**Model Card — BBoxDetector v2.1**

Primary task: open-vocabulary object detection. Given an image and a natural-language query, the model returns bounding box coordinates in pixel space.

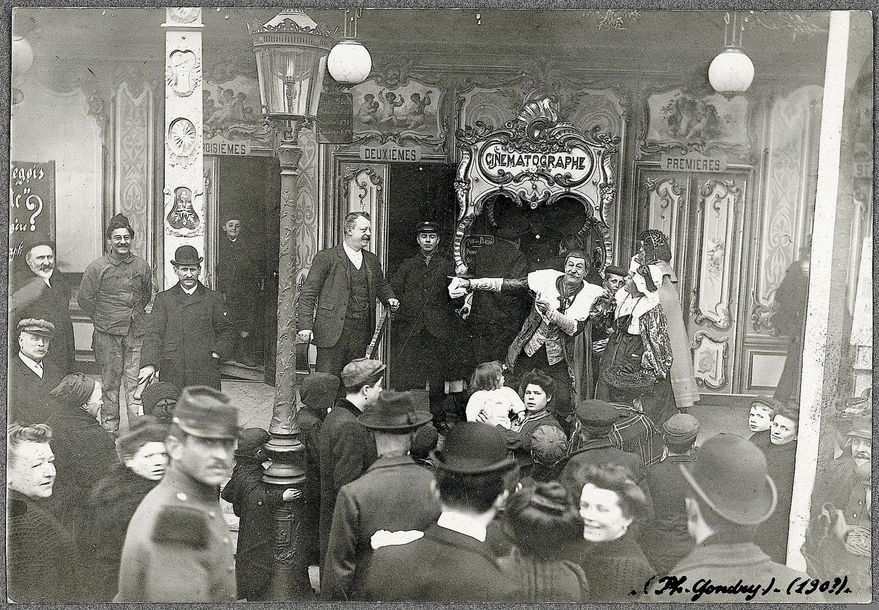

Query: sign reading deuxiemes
[359,144,421,162]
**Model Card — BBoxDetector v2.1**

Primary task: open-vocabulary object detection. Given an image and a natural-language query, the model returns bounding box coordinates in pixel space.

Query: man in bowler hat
[361,422,517,602]
[642,434,821,602]
[139,245,235,390]
[116,386,239,602]
[8,318,64,424]
[322,390,440,600]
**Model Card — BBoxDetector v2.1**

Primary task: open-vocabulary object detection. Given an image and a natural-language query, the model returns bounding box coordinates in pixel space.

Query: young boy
[747,396,781,451]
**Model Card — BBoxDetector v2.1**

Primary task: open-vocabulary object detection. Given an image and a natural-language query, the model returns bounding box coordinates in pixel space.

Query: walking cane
[365,304,389,360]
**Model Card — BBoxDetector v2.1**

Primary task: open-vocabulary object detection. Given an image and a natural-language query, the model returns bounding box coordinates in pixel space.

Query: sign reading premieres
[479,143,593,184]
[660,151,727,173]
[9,161,56,262]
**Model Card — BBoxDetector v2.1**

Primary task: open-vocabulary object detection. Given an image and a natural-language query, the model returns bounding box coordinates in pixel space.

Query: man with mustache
[10,237,75,373]
[79,213,154,433]
[8,319,65,424]
[297,212,399,378]
[116,386,239,602]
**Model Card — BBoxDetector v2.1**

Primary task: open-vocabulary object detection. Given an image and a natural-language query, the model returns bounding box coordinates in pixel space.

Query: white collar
[18,352,43,377]
[343,241,364,268]
[182,284,198,295]
[436,510,488,543]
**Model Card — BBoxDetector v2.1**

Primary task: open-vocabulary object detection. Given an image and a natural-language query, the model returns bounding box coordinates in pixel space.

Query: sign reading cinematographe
[359,144,421,162]
[478,142,593,184]
[660,151,727,173]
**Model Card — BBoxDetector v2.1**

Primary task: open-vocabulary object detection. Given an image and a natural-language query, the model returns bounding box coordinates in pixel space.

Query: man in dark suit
[10,238,76,374]
[361,422,517,602]
[641,434,821,603]
[296,212,398,378]
[322,390,440,600]
[217,217,264,366]
[138,246,235,390]
[8,319,65,424]
[318,359,384,568]
[390,221,456,429]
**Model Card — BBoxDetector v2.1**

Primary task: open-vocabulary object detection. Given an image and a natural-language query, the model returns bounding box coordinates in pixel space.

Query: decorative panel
[748,351,787,391]
[113,82,155,264]
[692,330,729,390]
[457,86,519,131]
[291,129,320,285]
[644,176,686,253]
[642,89,751,154]
[692,179,741,330]
[338,162,389,265]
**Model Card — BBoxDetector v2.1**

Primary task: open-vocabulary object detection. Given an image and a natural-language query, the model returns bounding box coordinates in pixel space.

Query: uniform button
[257,501,263,506]
[176,492,188,501]
[208,511,217,518]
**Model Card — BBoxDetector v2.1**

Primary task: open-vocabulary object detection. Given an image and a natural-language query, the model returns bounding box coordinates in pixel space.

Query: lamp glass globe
[328,40,372,85]
[708,48,755,93]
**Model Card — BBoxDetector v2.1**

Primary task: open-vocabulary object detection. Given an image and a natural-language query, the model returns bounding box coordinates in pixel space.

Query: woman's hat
[431,422,516,474]
[358,390,433,432]
[50,373,96,406]
[679,433,777,525]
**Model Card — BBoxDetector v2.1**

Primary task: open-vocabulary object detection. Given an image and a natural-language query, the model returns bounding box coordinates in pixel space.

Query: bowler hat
[415,221,439,235]
[17,318,55,338]
[359,390,433,432]
[575,399,619,430]
[663,413,700,444]
[235,428,270,457]
[171,245,204,266]
[431,422,516,474]
[172,386,238,440]
[847,415,871,440]
[679,433,777,526]
[341,358,386,390]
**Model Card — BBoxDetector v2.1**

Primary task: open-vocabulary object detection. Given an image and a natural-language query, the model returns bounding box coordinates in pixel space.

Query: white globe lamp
[708,48,755,94]
[328,39,372,85]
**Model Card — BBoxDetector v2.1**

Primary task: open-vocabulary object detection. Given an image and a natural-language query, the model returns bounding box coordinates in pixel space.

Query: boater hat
[679,433,777,526]
[431,422,516,474]
[172,386,238,440]
[358,390,432,432]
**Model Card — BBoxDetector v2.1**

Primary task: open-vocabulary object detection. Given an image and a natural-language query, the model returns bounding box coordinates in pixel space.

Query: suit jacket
[10,271,76,373]
[140,282,235,390]
[7,354,65,424]
[318,400,377,566]
[362,523,516,602]
[322,454,441,600]
[641,538,823,602]
[389,252,455,339]
[296,244,395,348]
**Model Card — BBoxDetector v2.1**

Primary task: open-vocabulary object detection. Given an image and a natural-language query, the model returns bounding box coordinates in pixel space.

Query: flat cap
[663,413,700,443]
[415,221,440,234]
[172,386,238,440]
[235,428,270,457]
[117,416,169,459]
[341,358,386,390]
[575,399,619,429]
[750,396,784,413]
[17,318,55,338]
[530,425,568,466]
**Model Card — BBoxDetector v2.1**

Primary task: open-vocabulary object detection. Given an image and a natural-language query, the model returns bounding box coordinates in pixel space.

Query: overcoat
[141,282,235,390]
[115,467,237,602]
[322,454,441,600]
[640,453,696,574]
[7,354,65,424]
[389,252,456,340]
[361,523,516,602]
[296,244,395,348]
[560,438,645,483]
[10,271,76,373]
[318,400,377,566]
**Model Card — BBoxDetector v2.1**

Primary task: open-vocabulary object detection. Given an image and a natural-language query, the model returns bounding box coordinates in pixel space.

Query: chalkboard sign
[317,91,354,144]
[9,161,55,262]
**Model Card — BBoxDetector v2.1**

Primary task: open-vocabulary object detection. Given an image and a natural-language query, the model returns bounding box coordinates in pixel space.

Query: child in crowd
[747,396,780,451]
[466,361,525,429]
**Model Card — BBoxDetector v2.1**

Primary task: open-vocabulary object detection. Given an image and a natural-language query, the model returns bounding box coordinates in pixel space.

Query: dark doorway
[215,155,281,384]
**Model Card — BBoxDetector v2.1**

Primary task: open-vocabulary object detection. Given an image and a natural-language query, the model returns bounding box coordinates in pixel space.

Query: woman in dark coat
[80,416,169,601]
[498,481,589,601]
[45,373,120,528]
[756,404,800,563]
[561,462,653,602]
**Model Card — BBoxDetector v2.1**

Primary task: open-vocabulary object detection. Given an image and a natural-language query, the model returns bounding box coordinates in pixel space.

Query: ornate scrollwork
[691,331,729,390]
[750,291,779,334]
[246,17,335,37]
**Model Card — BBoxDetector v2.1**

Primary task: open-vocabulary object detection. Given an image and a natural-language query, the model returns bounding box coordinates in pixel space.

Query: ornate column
[161,8,204,287]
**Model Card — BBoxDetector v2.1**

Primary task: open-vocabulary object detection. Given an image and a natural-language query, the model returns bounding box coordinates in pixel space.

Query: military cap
[431,422,516,474]
[117,416,169,459]
[171,245,203,266]
[235,427,270,457]
[575,399,619,429]
[172,386,238,439]
[17,318,55,338]
[359,390,432,432]
[415,221,440,235]
[847,414,870,440]
[680,433,777,526]
[341,358,386,390]
[530,425,568,466]
[663,413,700,444]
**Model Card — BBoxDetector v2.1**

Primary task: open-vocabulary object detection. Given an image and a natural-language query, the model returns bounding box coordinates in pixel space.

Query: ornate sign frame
[452,97,620,274]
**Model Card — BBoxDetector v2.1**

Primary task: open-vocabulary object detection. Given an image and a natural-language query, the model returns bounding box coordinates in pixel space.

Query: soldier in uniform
[115,386,238,602]
[390,221,456,431]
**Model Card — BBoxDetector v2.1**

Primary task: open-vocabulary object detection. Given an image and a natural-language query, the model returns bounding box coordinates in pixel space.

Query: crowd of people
[6,211,870,602]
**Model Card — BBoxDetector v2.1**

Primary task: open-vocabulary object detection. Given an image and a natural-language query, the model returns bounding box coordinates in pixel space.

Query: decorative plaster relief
[167,117,199,167]
[166,49,202,97]
[691,330,729,389]
[164,186,203,236]
[167,8,200,24]
[643,176,685,244]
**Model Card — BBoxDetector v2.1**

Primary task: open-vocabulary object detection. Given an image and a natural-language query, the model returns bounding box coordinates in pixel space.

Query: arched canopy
[452,97,620,275]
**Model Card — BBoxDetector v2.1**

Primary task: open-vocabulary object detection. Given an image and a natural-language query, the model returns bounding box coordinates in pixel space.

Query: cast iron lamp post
[250,8,372,598]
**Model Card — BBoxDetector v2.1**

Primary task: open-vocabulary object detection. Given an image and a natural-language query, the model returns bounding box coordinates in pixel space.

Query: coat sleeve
[211,294,236,359]
[140,294,166,369]
[331,423,368,493]
[374,258,396,304]
[321,488,360,600]
[77,263,99,318]
[114,534,148,601]
[296,252,331,332]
